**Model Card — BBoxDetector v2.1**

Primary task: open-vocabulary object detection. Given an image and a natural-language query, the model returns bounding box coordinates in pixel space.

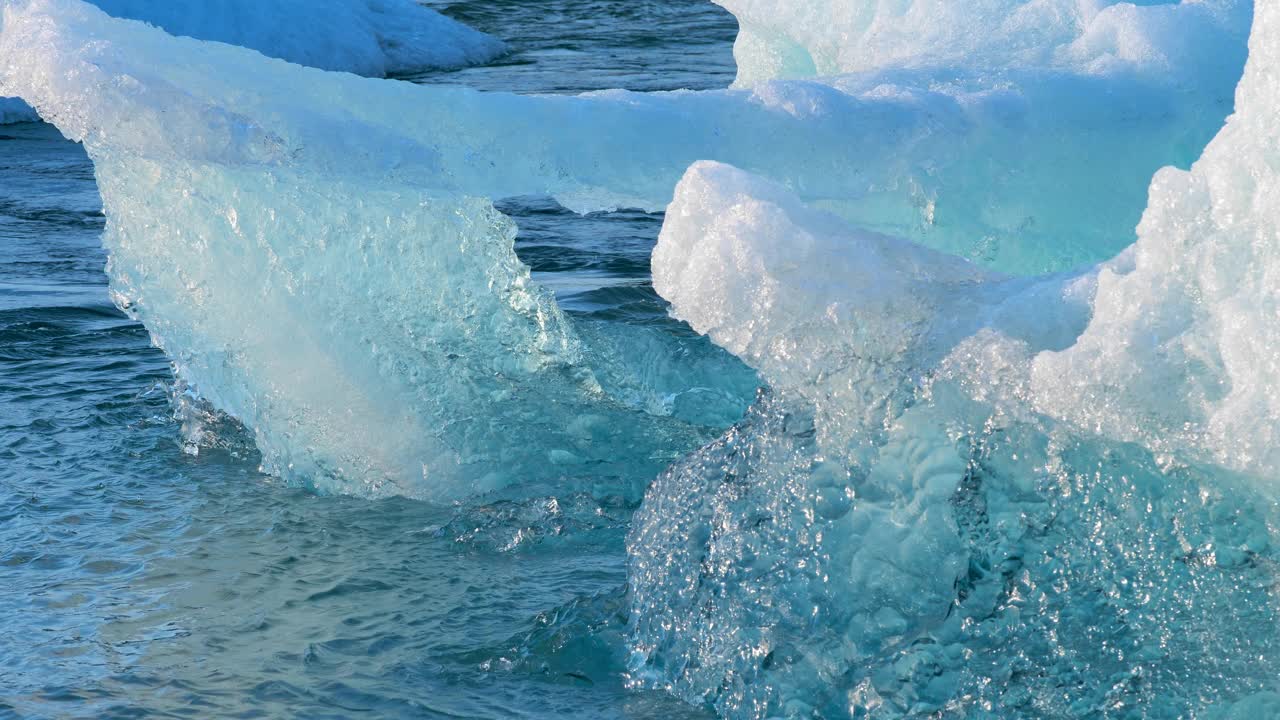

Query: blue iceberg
[1,0,1277,716]
[629,1,1280,716]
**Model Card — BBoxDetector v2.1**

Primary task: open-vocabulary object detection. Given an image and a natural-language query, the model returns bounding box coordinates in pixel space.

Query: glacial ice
[0,0,769,498]
[629,1,1280,717]
[0,0,505,125]
[81,0,506,76]
[714,0,1251,86]
[0,94,36,122]
[1,0,1277,714]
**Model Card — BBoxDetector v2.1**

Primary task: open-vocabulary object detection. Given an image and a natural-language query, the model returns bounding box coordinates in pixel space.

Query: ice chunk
[82,0,505,76]
[629,383,1280,717]
[0,0,744,498]
[0,1,1244,274]
[1030,0,1280,476]
[715,0,1251,86]
[0,95,36,122]
[632,5,1280,714]
[652,160,1093,458]
[0,0,505,124]
[673,0,1275,474]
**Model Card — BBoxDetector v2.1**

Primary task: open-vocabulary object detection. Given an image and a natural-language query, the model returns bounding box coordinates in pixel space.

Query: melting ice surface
[1,0,1279,717]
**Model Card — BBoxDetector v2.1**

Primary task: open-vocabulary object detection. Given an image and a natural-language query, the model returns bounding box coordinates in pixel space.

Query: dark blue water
[0,3,745,717]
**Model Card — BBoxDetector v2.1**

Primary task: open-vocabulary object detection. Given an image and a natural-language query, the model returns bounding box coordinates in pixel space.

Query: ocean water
[0,2,744,717]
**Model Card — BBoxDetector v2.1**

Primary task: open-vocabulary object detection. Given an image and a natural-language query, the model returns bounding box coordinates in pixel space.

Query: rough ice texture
[653,161,1096,461]
[715,0,1250,86]
[1029,0,1280,477]
[0,0,505,124]
[0,0,749,498]
[630,2,1280,718]
[0,0,1245,493]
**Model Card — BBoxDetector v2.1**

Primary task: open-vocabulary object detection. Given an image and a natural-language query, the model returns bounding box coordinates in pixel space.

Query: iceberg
[0,0,1249,500]
[0,0,505,125]
[80,0,506,76]
[0,0,1276,715]
[715,0,1249,86]
[0,0,773,498]
[0,94,37,122]
[629,1,1280,717]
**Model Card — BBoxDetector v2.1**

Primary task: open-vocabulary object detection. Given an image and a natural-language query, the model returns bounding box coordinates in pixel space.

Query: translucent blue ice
[630,1,1280,716]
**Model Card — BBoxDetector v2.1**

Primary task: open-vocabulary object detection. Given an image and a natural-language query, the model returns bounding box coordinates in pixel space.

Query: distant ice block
[0,95,37,122]
[714,0,1251,86]
[630,2,1280,716]
[84,0,506,76]
[0,0,505,124]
